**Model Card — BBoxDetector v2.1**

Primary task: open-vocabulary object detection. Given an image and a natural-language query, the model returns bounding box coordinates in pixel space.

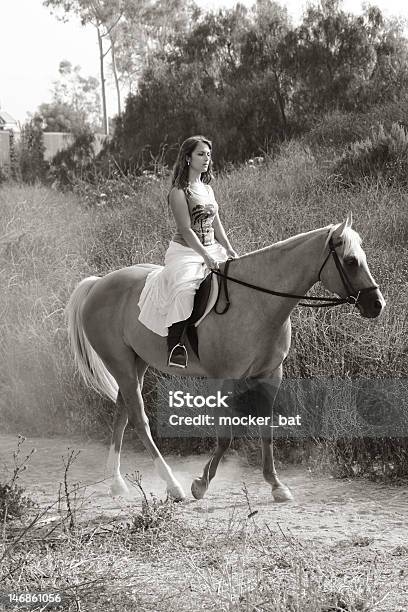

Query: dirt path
[1,434,406,551]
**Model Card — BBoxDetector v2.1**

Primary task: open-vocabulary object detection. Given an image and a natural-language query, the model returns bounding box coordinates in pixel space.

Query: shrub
[0,482,35,521]
[19,118,48,183]
[304,110,372,151]
[48,129,96,189]
[332,122,408,187]
[305,100,408,153]
[0,164,8,184]
[0,436,36,521]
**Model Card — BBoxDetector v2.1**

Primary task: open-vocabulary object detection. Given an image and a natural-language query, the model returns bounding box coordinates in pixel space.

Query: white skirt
[138,240,228,336]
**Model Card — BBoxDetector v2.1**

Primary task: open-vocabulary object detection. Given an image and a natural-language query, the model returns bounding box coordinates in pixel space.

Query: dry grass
[0,184,108,436]
[1,477,406,612]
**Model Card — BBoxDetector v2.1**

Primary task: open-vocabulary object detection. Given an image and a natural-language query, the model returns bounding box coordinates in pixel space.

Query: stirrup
[167,343,188,368]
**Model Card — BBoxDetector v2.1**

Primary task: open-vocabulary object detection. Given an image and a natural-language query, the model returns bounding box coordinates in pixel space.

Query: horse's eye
[344,257,358,267]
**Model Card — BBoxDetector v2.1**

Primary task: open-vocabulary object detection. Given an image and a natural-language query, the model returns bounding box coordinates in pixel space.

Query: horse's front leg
[256,367,293,502]
[191,432,232,500]
[191,380,233,499]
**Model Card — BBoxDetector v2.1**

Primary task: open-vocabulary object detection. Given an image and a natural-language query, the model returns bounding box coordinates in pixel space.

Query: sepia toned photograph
[0,0,407,610]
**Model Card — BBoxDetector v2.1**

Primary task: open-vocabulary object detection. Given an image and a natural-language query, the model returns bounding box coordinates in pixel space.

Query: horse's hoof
[110,475,130,498]
[191,477,207,500]
[272,484,293,503]
[167,484,186,502]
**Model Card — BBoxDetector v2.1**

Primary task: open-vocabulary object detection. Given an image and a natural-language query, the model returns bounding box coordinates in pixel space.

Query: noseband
[213,236,378,315]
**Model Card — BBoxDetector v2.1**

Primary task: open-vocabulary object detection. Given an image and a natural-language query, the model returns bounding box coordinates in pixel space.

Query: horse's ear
[346,212,353,227]
[332,219,348,241]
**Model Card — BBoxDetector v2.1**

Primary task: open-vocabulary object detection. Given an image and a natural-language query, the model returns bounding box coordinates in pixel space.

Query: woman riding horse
[138,135,238,368]
[66,171,385,503]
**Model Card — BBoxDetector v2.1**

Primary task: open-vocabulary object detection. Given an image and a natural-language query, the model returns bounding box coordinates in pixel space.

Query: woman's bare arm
[213,212,234,251]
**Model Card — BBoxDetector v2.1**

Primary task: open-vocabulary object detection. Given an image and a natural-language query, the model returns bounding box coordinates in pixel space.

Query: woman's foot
[167,321,188,367]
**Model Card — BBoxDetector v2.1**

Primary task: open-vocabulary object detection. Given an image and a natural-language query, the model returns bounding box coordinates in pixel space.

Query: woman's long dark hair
[170,136,213,194]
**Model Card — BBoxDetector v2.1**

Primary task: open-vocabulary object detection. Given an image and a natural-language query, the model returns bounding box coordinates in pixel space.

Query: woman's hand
[226,247,239,259]
[203,254,220,270]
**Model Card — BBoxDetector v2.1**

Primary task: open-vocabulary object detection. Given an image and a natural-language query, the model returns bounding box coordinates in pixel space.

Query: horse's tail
[65,276,118,402]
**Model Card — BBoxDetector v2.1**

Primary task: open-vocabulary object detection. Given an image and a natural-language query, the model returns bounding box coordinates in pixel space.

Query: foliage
[108,3,292,169]
[35,61,101,132]
[0,436,36,521]
[43,0,408,172]
[48,129,96,188]
[127,472,175,533]
[36,101,89,134]
[8,131,21,181]
[333,122,408,186]
[105,0,408,172]
[19,117,49,184]
[281,1,408,121]
[43,0,125,132]
[304,99,408,151]
[0,482,35,521]
[0,165,8,185]
[114,0,200,94]
[326,437,408,480]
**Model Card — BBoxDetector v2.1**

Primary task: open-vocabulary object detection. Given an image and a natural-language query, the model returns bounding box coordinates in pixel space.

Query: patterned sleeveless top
[172,182,218,247]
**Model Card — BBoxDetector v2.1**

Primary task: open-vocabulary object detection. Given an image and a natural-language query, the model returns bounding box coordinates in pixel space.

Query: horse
[65,217,385,503]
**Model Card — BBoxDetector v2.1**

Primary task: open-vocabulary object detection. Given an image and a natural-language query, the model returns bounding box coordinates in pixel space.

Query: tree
[35,101,84,132]
[239,0,293,136]
[110,3,289,167]
[112,0,200,95]
[44,0,201,127]
[280,0,408,121]
[35,61,101,132]
[44,0,126,134]
[105,0,408,171]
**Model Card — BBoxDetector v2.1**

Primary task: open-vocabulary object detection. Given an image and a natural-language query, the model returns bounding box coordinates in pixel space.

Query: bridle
[212,236,379,315]
[317,236,378,304]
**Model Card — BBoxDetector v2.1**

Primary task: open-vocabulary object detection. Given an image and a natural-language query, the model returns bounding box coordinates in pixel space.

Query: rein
[213,237,378,315]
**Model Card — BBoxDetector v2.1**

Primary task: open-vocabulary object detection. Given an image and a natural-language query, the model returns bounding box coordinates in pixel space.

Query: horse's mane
[241,223,364,262]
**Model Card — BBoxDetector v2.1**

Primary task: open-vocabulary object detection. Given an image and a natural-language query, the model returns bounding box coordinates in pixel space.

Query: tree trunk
[97,26,109,135]
[110,38,122,116]
[274,70,287,137]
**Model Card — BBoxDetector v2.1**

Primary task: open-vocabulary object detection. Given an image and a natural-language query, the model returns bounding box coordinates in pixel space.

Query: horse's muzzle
[356,289,386,318]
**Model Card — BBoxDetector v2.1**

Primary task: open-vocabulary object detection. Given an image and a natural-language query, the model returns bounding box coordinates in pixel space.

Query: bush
[305,100,408,153]
[48,129,96,189]
[0,482,35,521]
[19,118,48,183]
[0,164,8,185]
[332,122,408,187]
[304,110,372,151]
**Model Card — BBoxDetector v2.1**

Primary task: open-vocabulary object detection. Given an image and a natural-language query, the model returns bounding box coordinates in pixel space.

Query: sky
[1,0,408,126]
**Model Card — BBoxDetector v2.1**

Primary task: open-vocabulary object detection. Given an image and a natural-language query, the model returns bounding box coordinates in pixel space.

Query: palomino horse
[66,217,385,502]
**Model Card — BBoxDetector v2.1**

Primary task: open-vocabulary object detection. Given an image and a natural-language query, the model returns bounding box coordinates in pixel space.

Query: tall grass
[0,184,108,435]
[1,141,407,474]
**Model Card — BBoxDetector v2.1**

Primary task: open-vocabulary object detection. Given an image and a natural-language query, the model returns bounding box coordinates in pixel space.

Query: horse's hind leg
[100,340,185,501]
[106,391,130,497]
[118,357,185,501]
